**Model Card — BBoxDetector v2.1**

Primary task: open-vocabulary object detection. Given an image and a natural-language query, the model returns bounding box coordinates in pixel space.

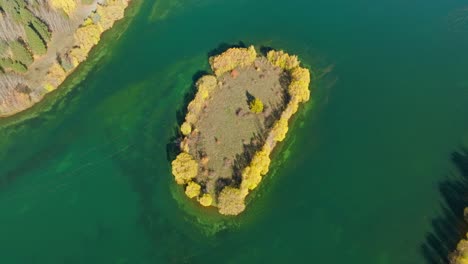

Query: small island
[0,0,129,116]
[171,46,311,215]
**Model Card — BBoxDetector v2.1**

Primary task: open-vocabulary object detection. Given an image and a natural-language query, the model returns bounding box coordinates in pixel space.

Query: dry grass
[186,57,289,196]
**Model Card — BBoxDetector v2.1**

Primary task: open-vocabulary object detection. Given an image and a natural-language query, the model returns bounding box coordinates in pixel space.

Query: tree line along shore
[0,0,129,116]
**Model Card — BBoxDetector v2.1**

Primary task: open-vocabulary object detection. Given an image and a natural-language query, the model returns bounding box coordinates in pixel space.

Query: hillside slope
[0,0,129,116]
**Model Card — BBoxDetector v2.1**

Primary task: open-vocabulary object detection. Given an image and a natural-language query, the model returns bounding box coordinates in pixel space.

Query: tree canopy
[171,152,198,184]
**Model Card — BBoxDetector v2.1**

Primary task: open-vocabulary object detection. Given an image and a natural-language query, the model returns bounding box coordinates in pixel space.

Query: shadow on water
[109,124,197,263]
[167,70,210,163]
[422,148,468,264]
[207,41,247,58]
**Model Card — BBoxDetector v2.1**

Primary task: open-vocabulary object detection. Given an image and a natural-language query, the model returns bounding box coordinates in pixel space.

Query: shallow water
[1,0,468,263]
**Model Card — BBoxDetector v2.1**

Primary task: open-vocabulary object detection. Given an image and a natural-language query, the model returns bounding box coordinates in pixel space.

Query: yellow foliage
[289,66,311,103]
[267,50,300,71]
[44,83,55,92]
[183,75,218,126]
[241,150,271,191]
[171,152,198,185]
[49,0,76,16]
[45,62,66,87]
[451,239,468,264]
[69,47,87,66]
[187,99,203,119]
[241,166,262,191]
[198,194,213,207]
[271,118,289,142]
[185,181,201,198]
[287,98,300,115]
[185,112,198,125]
[251,150,271,175]
[218,187,246,215]
[249,98,264,114]
[75,23,103,49]
[209,46,257,76]
[196,75,217,100]
[96,1,128,30]
[180,138,190,153]
[82,17,94,27]
[180,122,192,136]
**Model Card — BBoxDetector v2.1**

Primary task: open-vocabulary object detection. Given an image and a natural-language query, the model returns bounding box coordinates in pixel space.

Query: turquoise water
[1,0,468,263]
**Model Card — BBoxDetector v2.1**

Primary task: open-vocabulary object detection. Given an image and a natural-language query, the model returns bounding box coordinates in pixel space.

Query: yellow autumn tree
[271,118,289,142]
[198,193,213,207]
[267,50,300,71]
[171,152,198,184]
[218,186,246,215]
[450,237,468,264]
[249,98,264,114]
[49,0,76,16]
[96,1,128,30]
[69,23,103,65]
[180,122,192,136]
[185,181,201,198]
[196,75,217,100]
[289,66,311,103]
[209,46,257,76]
[241,165,262,191]
[251,149,271,175]
[241,150,271,191]
[44,62,66,87]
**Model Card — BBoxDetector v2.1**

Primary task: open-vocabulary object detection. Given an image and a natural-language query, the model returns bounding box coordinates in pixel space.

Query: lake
[1,0,468,263]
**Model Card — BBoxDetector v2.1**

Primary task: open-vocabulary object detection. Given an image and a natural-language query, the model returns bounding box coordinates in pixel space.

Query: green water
[1,0,468,263]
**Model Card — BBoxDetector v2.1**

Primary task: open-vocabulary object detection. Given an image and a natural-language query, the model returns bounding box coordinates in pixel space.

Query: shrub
[209,46,257,76]
[0,58,27,73]
[58,52,74,72]
[25,25,46,55]
[241,150,271,191]
[289,66,311,103]
[49,0,77,16]
[30,18,52,42]
[180,122,192,136]
[171,152,198,184]
[10,40,33,66]
[450,238,468,264]
[198,194,213,207]
[196,75,217,99]
[45,62,66,87]
[185,181,201,198]
[218,187,246,215]
[271,118,289,142]
[96,1,128,30]
[75,23,103,50]
[267,50,300,71]
[241,165,262,191]
[249,98,264,114]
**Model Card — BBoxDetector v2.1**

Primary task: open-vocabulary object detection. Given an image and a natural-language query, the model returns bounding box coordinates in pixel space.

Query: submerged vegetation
[171,46,311,215]
[448,150,468,264]
[0,0,129,116]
